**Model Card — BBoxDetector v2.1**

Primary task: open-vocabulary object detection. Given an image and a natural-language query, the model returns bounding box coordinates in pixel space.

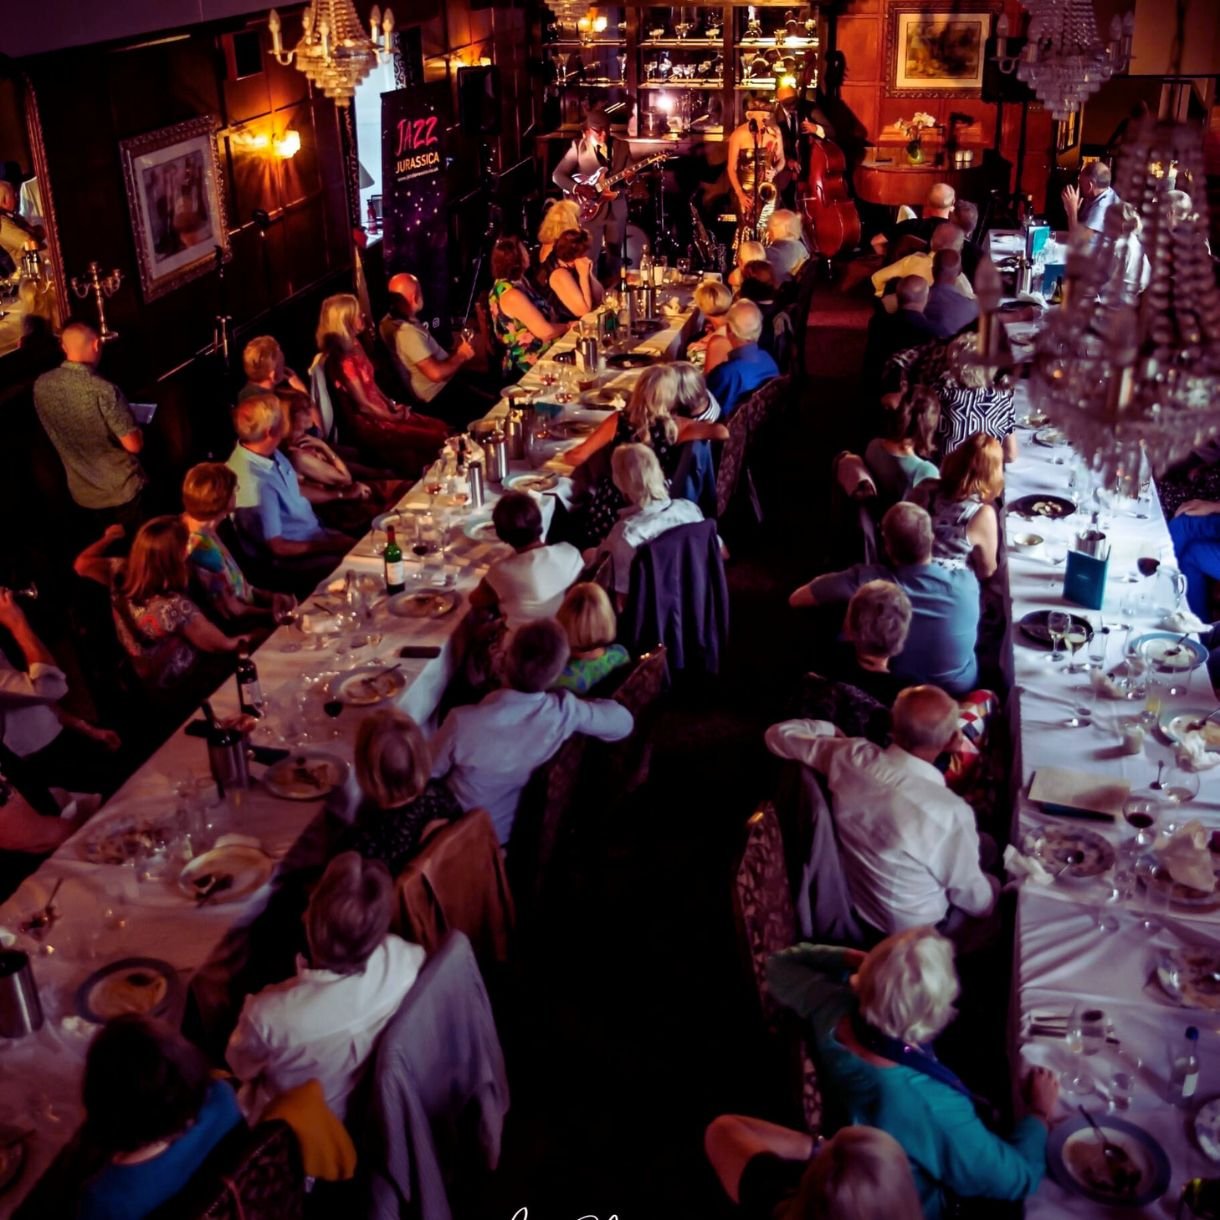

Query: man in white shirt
[480,491,583,629]
[765,685,998,947]
[1062,161,1118,235]
[430,619,633,844]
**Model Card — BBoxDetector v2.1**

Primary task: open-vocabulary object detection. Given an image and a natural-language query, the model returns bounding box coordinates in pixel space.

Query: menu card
[1029,767,1130,822]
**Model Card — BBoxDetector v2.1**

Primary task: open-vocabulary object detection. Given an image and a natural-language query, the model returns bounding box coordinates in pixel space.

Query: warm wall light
[232,128,271,151]
[274,129,301,158]
[478,56,492,67]
[593,15,608,33]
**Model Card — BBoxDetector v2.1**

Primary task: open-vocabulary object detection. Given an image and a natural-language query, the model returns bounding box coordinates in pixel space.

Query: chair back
[584,645,668,797]
[715,406,750,519]
[308,353,336,443]
[577,549,615,599]
[391,809,515,968]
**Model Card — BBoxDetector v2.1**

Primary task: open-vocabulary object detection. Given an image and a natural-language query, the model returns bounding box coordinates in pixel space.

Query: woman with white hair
[764,207,810,285]
[594,443,704,599]
[729,239,767,290]
[687,279,734,374]
[767,928,1058,1218]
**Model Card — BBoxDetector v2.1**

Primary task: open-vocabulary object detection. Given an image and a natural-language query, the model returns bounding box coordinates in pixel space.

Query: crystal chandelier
[1028,114,1220,490]
[268,3,395,106]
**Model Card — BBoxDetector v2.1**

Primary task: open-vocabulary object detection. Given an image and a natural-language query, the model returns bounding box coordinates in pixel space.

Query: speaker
[982,38,1035,103]
[458,65,501,136]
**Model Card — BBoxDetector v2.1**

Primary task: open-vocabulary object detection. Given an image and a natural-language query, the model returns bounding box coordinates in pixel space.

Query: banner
[381,88,449,333]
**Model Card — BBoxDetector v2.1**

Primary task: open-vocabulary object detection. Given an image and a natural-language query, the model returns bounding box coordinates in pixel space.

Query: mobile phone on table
[399,645,441,659]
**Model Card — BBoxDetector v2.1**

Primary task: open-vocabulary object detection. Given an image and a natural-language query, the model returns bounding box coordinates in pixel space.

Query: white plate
[503,471,560,494]
[462,516,501,544]
[1196,1097,1220,1162]
[79,798,179,865]
[178,839,272,903]
[263,751,348,800]
[387,590,459,618]
[330,664,407,706]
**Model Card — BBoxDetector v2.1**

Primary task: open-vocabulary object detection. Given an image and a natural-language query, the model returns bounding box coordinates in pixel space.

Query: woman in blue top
[76,1015,244,1220]
[767,928,1057,1219]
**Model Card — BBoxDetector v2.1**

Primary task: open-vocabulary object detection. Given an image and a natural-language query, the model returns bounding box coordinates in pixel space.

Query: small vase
[906,138,924,165]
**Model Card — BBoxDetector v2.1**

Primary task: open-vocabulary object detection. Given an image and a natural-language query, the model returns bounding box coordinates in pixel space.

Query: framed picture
[886,4,993,97]
[119,116,231,302]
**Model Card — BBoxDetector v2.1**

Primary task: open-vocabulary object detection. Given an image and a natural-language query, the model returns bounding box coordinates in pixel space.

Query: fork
[1187,707,1220,732]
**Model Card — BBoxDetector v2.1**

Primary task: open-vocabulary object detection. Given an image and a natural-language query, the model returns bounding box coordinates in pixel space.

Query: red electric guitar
[568,151,670,224]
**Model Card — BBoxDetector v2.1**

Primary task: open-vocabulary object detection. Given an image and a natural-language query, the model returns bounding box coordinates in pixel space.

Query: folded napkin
[1089,669,1126,699]
[1156,820,1216,892]
[1159,609,1211,634]
[1176,735,1220,771]
[1004,844,1053,885]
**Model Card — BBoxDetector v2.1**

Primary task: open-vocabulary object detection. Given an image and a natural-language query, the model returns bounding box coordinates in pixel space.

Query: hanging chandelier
[268,3,395,106]
[1028,113,1220,490]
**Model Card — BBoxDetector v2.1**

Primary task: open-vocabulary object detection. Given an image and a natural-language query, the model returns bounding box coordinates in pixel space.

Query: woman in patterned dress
[487,236,572,380]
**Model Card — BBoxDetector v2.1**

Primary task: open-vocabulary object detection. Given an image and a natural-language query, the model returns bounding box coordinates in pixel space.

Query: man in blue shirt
[1062,161,1117,235]
[789,501,979,695]
[923,250,980,339]
[705,300,780,419]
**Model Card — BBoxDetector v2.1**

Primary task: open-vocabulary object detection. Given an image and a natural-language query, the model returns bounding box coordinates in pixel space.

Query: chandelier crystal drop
[1029,114,1220,491]
[1014,0,1126,119]
[268,2,395,106]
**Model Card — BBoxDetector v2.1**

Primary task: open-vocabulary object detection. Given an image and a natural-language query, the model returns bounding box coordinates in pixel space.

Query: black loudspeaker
[458,65,501,136]
[981,38,1035,103]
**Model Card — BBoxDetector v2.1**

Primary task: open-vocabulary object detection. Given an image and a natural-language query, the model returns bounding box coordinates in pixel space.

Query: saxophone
[750,181,778,242]
[689,198,726,273]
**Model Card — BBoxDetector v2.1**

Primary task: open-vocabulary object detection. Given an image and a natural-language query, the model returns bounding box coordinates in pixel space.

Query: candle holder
[70,261,123,343]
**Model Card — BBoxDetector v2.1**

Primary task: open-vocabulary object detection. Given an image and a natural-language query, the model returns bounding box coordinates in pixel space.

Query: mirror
[0,63,65,362]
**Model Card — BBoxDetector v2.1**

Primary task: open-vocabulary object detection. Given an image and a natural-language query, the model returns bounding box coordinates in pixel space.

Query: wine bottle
[235,645,264,718]
[384,525,405,594]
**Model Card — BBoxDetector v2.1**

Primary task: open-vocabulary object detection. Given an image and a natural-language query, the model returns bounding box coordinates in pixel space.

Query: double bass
[797,52,862,258]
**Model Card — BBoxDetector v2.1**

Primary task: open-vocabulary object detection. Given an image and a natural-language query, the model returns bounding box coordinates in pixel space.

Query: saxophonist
[726,96,784,253]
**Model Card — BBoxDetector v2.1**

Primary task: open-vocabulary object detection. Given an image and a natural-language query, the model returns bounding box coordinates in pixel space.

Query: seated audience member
[537,197,584,264]
[737,259,779,306]
[542,228,605,323]
[345,708,462,874]
[1168,498,1220,619]
[318,292,449,476]
[596,444,705,600]
[181,463,293,627]
[280,397,377,527]
[790,502,980,695]
[75,519,246,696]
[706,1119,921,1219]
[706,300,780,419]
[865,276,938,371]
[226,394,351,566]
[737,261,793,369]
[729,240,767,290]
[923,250,979,339]
[1062,160,1118,236]
[227,851,424,1119]
[671,360,720,421]
[1100,201,1151,305]
[488,236,571,379]
[871,182,956,255]
[951,199,981,282]
[75,1015,244,1220]
[479,491,583,629]
[688,279,734,375]
[238,335,313,412]
[828,580,913,707]
[380,273,476,421]
[764,209,810,286]
[430,618,633,845]
[766,687,1000,943]
[872,224,975,300]
[554,582,631,694]
[0,591,119,808]
[767,929,1056,1215]
[934,337,1017,461]
[912,433,1002,580]
[864,386,940,505]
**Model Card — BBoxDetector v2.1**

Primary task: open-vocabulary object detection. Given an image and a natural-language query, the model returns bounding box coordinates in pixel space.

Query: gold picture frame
[886,4,994,98]
[119,115,231,302]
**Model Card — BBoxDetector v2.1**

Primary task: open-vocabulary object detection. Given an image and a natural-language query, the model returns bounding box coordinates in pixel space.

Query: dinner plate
[178,839,273,904]
[330,664,407,706]
[372,507,422,533]
[1033,426,1069,448]
[1017,610,1094,648]
[605,351,658,370]
[462,516,501,544]
[1137,853,1220,909]
[578,388,625,410]
[1008,494,1077,520]
[1131,631,1208,673]
[1025,825,1116,880]
[1195,1097,1220,1162]
[78,798,179,866]
[76,957,182,1024]
[1047,1114,1170,1207]
[1160,707,1220,752]
[387,590,459,619]
[1156,948,1220,1012]
[262,750,348,800]
[0,1125,26,1197]
[503,471,559,494]
[548,418,600,440]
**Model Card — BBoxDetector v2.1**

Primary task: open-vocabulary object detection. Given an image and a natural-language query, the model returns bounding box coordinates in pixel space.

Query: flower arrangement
[899,112,937,163]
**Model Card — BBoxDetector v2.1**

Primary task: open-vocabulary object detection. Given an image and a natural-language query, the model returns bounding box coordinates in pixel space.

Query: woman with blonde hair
[554,582,630,693]
[316,292,448,476]
[911,433,1002,579]
[768,928,1058,1217]
[536,198,584,264]
[688,279,734,374]
[345,708,462,874]
[74,517,245,693]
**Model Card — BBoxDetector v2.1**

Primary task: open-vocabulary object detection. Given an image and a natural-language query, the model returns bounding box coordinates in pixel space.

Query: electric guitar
[568,150,670,223]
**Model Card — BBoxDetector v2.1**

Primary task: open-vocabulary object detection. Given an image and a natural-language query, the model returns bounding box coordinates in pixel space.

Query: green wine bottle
[384,525,405,594]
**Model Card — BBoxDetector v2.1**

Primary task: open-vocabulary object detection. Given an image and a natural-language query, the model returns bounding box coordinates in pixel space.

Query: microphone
[748,118,758,133]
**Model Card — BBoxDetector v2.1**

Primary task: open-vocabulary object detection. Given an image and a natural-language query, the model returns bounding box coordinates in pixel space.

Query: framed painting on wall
[119,115,231,302]
[886,4,994,97]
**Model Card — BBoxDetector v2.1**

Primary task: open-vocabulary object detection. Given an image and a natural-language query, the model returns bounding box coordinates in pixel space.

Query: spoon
[1187,707,1220,733]
[1055,851,1086,878]
[1077,1105,1131,1172]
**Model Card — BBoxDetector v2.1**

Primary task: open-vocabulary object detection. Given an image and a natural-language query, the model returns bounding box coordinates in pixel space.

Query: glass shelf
[638,39,724,49]
[639,81,724,90]
[543,40,627,48]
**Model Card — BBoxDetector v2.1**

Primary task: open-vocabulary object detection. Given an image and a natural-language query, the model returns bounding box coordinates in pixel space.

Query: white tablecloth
[1005,386,1220,1216]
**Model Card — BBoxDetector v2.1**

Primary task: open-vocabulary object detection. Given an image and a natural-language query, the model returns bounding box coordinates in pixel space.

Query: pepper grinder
[467,459,485,509]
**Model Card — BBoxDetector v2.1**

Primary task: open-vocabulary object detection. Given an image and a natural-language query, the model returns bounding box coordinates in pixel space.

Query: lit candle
[269,8,282,56]
[370,5,381,42]
[383,7,395,52]
[319,17,330,59]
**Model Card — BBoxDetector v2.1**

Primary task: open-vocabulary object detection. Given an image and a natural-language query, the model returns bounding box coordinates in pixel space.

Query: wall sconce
[274,129,301,158]
[231,128,271,151]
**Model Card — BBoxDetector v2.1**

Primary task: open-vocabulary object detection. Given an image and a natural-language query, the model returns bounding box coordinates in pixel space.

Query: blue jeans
[1168,511,1220,618]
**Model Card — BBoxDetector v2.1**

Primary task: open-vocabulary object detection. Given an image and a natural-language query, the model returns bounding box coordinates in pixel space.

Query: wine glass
[1063,1003,1095,1094]
[1122,794,1160,854]
[1065,623,1090,674]
[1163,762,1200,807]
[1046,610,1070,664]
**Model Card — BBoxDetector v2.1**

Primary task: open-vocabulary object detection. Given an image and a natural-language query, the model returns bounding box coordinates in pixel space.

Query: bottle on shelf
[384,525,405,595]
[1170,1026,1200,1106]
[235,644,264,719]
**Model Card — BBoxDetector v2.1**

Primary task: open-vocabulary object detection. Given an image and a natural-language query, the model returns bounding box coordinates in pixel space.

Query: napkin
[1158,609,1210,634]
[1175,735,1220,771]
[1156,820,1216,892]
[1003,844,1053,885]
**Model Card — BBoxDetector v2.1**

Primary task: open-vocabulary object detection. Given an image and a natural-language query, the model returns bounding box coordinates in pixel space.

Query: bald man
[33,322,147,531]
[379,272,476,425]
[871,181,958,255]
[1063,161,1118,235]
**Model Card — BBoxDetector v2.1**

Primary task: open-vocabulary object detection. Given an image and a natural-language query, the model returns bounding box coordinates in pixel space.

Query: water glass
[1079,1007,1110,1056]
[1063,1003,1095,1094]
[1047,610,1070,664]
[1163,763,1200,807]
[1139,869,1171,934]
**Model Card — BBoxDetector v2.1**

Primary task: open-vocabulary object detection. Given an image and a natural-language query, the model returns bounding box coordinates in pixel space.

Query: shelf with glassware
[732,3,820,123]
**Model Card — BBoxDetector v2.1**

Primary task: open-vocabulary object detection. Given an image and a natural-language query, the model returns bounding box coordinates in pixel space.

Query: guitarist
[552,104,630,285]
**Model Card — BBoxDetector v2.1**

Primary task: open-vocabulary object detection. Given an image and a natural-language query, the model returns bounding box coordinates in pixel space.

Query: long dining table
[0,292,699,1215]
[1004,385,1220,1215]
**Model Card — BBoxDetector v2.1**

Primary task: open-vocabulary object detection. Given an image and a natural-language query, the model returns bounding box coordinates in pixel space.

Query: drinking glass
[1063,1003,1095,1094]
[1140,871,1171,934]
[1065,623,1090,674]
[1047,611,1069,664]
[1078,1007,1110,1056]
[1122,641,1148,700]
[1108,1068,1135,1112]
[1163,763,1200,807]
[1122,794,1160,854]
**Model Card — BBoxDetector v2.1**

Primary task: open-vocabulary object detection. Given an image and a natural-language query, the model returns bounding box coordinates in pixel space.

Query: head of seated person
[306,850,395,975]
[612,441,671,512]
[895,275,929,314]
[538,198,583,254]
[491,236,531,286]
[383,289,413,324]
[880,501,934,568]
[881,386,940,457]
[284,395,317,447]
[694,280,733,330]
[355,707,432,813]
[951,199,978,241]
[242,335,286,390]
[765,208,804,247]
[625,363,680,444]
[929,223,965,255]
[669,361,712,419]
[492,490,545,553]
[316,292,363,357]
[725,299,765,348]
[557,581,618,661]
[891,684,961,763]
[940,432,1004,504]
[846,579,912,672]
[548,227,590,271]
[122,515,191,604]
[792,1126,923,1220]
[932,248,963,288]
[926,182,956,219]
[234,392,287,457]
[735,240,766,270]
[738,260,777,304]
[182,462,238,529]
[505,617,571,693]
[854,923,960,1043]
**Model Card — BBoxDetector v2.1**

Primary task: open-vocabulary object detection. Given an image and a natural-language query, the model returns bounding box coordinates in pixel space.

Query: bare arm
[74,525,126,586]
[0,593,59,670]
[500,285,569,342]
[182,614,244,655]
[789,583,817,609]
[675,418,729,444]
[416,338,474,385]
[703,333,732,375]
[550,266,596,320]
[726,128,746,205]
[705,1115,816,1204]
[968,503,999,580]
[555,412,620,468]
